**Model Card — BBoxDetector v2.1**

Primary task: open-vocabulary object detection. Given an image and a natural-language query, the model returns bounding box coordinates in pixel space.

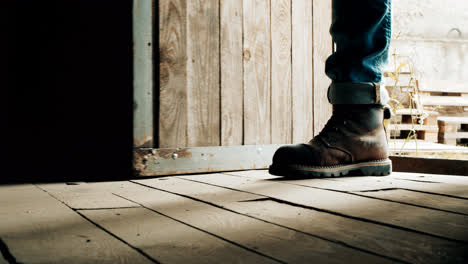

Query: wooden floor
[1,171,468,263]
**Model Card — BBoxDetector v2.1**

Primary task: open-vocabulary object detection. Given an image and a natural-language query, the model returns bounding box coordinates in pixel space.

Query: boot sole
[269,159,392,178]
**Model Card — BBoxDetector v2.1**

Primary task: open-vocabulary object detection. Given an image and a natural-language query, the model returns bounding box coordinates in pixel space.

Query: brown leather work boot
[269,104,392,177]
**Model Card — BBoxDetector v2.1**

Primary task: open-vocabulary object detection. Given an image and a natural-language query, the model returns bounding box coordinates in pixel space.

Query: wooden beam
[390,156,468,176]
[133,0,154,147]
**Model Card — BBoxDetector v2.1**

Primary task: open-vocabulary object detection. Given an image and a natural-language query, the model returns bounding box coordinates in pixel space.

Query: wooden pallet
[384,73,438,142]
[438,116,468,145]
[387,108,439,142]
[383,72,417,108]
[417,79,468,115]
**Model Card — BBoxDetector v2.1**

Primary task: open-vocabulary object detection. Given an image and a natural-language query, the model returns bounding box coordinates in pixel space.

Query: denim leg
[326,0,391,105]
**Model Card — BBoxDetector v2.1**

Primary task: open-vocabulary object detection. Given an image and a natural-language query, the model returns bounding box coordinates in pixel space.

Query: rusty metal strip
[133,145,282,176]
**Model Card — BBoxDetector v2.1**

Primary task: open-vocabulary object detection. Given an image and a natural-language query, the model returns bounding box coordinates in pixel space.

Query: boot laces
[315,114,344,144]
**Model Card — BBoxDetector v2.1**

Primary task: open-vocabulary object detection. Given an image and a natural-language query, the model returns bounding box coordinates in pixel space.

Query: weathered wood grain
[312,0,333,135]
[220,0,244,146]
[319,176,468,199]
[227,170,468,194]
[187,0,220,146]
[243,0,271,145]
[0,185,149,263]
[389,172,468,186]
[130,179,395,263]
[37,182,140,209]
[355,189,468,215]
[271,0,292,144]
[226,170,468,213]
[177,173,468,242]
[159,0,188,147]
[291,0,314,143]
[165,176,467,264]
[81,207,275,264]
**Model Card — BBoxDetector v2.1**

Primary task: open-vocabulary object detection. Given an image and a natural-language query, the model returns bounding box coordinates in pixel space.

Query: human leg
[269,0,392,177]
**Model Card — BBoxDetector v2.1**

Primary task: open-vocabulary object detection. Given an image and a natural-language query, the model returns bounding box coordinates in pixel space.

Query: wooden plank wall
[159,0,333,148]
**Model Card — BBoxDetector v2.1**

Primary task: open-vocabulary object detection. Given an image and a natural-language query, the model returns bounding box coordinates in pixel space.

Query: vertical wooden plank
[220,0,243,146]
[243,0,271,145]
[133,0,154,147]
[271,0,292,144]
[312,0,333,135]
[291,0,314,143]
[159,0,188,147]
[187,0,220,147]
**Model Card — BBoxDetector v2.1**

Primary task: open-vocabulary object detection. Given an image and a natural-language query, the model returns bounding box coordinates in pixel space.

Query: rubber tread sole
[269,159,392,178]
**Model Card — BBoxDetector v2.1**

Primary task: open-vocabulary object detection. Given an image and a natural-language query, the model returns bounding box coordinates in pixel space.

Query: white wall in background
[387,0,468,84]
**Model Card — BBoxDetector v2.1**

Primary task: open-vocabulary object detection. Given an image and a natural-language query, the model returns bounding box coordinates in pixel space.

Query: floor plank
[0,184,150,264]
[354,189,468,215]
[388,172,468,185]
[119,181,395,263]
[225,171,468,214]
[228,170,468,215]
[227,170,468,199]
[179,173,468,242]
[37,182,140,209]
[139,177,467,264]
[326,177,468,199]
[81,207,275,264]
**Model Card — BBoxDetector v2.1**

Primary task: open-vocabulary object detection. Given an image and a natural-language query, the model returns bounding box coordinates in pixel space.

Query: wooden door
[133,0,333,176]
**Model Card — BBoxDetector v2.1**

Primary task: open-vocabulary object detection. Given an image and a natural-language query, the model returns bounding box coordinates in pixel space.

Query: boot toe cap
[272,144,318,167]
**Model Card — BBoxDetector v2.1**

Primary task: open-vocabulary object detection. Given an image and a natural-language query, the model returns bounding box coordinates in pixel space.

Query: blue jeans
[326,0,391,105]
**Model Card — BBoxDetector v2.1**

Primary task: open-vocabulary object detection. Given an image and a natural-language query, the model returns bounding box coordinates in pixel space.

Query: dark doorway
[7,1,134,182]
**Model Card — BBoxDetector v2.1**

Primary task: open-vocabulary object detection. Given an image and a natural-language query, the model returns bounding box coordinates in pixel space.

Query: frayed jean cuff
[327,82,389,105]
